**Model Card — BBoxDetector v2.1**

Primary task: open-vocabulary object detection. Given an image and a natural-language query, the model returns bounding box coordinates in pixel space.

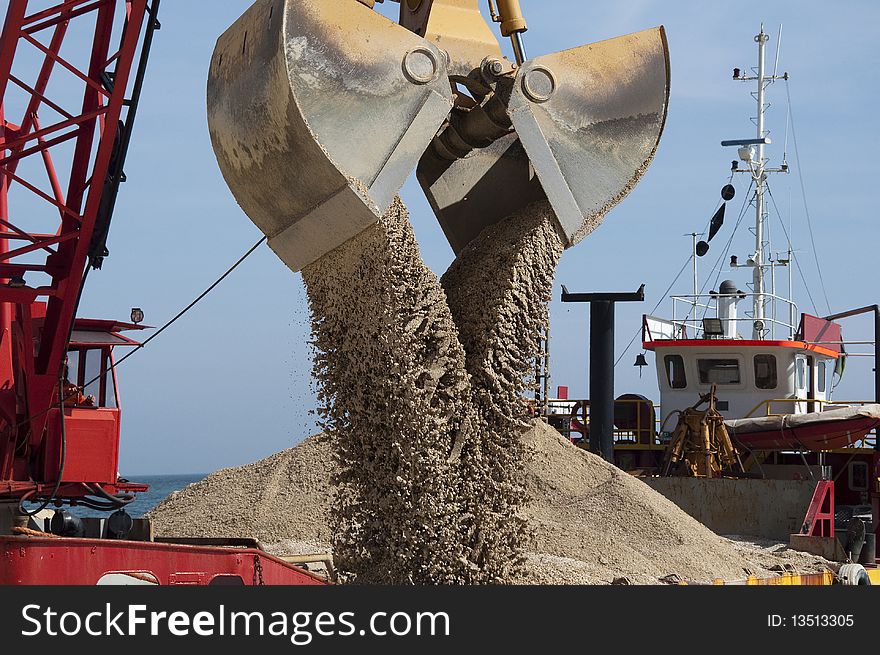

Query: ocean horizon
[24,473,207,520]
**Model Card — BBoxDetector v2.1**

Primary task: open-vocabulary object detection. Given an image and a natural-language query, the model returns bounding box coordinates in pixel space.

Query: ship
[545,26,879,571]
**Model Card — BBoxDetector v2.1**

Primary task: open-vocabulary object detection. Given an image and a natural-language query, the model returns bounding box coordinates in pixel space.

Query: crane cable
[785,79,832,314]
[108,235,268,373]
[17,235,267,511]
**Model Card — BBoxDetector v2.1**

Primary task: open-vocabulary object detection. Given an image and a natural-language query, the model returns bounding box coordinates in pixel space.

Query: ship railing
[544,397,665,449]
[743,397,878,450]
[662,292,800,340]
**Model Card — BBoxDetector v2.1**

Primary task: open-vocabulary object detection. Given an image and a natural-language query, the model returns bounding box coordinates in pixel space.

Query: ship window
[66,347,117,409]
[849,461,869,492]
[664,355,687,389]
[82,349,101,402]
[796,357,806,390]
[753,354,777,389]
[817,361,827,393]
[697,358,741,385]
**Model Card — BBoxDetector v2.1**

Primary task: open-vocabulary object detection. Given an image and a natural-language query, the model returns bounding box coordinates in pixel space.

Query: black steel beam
[561,284,645,462]
[823,304,880,409]
[561,284,645,304]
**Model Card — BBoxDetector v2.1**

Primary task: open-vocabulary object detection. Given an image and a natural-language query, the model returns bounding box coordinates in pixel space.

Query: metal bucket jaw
[421,27,671,253]
[208,0,454,271]
[509,28,670,248]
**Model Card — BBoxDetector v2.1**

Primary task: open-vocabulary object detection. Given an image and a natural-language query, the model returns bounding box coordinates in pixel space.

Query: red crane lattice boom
[0,0,156,502]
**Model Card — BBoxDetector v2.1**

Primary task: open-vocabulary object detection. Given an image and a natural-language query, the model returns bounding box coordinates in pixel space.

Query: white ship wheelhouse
[644,305,840,423]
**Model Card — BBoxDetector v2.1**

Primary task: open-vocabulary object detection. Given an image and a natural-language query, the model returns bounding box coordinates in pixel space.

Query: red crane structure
[0,1,326,585]
[0,0,157,511]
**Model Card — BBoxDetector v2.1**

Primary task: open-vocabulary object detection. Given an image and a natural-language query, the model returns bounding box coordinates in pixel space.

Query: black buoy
[107,509,133,540]
[50,510,85,538]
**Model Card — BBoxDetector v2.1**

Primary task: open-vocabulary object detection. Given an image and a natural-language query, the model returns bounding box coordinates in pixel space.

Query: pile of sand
[148,432,334,547]
[149,420,829,584]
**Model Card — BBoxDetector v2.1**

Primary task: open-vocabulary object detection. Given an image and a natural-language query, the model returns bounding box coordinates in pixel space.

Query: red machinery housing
[0,1,326,585]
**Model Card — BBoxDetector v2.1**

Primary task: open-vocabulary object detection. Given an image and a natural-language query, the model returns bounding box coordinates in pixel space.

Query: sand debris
[149,421,831,584]
[442,201,563,580]
[299,197,476,584]
[150,197,832,585]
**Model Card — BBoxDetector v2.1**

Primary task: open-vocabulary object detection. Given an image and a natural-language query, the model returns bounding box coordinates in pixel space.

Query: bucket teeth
[208,0,454,271]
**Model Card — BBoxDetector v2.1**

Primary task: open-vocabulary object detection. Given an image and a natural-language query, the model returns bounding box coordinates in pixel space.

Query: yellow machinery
[206,0,670,271]
[662,386,745,478]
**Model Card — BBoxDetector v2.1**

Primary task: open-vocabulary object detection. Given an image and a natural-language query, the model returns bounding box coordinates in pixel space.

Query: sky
[8,1,879,475]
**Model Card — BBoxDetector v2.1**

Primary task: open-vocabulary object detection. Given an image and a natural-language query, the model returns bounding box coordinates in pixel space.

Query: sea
[24,474,206,519]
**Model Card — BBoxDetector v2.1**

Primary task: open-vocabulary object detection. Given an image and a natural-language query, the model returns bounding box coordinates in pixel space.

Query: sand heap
[149,420,830,584]
[156,197,828,585]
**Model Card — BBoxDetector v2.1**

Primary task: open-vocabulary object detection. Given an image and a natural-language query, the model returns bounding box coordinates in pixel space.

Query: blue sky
[25,1,877,475]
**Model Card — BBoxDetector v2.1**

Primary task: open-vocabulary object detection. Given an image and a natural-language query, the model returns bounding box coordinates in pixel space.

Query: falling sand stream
[300,198,561,583]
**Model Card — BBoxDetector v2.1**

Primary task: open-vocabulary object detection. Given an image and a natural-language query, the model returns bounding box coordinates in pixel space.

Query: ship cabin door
[795,354,829,414]
[795,354,808,414]
[806,355,816,413]
[813,357,829,410]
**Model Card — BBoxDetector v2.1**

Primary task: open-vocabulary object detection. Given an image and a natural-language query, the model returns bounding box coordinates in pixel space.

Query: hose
[17,370,68,517]
[87,482,134,508]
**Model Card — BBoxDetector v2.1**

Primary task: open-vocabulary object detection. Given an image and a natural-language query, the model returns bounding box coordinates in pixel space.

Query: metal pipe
[874,306,880,408]
[822,304,880,407]
[510,32,526,65]
[431,91,513,161]
[875,306,880,549]
[543,328,550,419]
[752,26,770,339]
[691,233,698,318]
[590,300,615,462]
[825,305,880,322]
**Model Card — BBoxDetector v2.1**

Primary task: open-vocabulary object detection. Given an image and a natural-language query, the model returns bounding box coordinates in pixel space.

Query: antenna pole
[789,211,794,338]
[692,233,698,313]
[773,24,783,79]
[753,26,770,339]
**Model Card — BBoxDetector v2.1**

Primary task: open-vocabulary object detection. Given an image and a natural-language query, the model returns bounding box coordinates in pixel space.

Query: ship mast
[753,27,769,339]
[727,25,789,339]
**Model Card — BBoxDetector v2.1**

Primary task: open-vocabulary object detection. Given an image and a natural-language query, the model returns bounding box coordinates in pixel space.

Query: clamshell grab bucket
[208,0,454,271]
[210,0,670,265]
[510,27,670,248]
